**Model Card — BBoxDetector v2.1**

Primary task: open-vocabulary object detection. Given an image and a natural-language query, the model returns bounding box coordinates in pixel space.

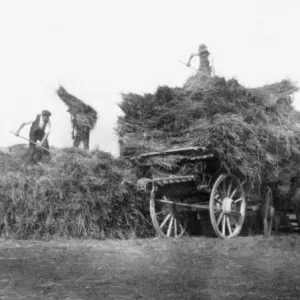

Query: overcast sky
[0,0,299,156]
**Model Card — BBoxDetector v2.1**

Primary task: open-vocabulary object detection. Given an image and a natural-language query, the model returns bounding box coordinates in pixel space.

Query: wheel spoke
[230,188,237,199]
[156,211,166,216]
[217,211,224,226]
[227,216,233,235]
[221,182,226,197]
[215,194,222,204]
[167,217,174,237]
[174,219,177,237]
[179,222,184,234]
[227,180,233,197]
[222,216,226,235]
[214,207,222,215]
[160,214,171,229]
[214,205,222,216]
[234,197,243,203]
[218,188,225,200]
[222,182,227,197]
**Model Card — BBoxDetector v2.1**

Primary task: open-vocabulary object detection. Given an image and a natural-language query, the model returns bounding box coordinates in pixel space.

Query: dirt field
[0,235,300,300]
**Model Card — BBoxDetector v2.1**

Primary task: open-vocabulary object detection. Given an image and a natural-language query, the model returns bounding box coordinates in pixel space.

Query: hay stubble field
[0,235,300,300]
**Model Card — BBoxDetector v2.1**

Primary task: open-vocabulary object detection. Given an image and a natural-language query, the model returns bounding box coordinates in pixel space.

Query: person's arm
[39,133,50,147]
[15,121,33,136]
[71,115,75,139]
[186,53,199,67]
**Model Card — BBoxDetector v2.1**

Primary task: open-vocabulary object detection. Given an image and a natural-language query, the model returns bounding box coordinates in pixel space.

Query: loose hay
[117,76,300,185]
[1,75,299,239]
[0,147,152,239]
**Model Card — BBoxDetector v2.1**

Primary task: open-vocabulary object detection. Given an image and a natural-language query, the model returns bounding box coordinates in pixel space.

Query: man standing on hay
[14,110,52,164]
[186,43,213,77]
[57,86,97,150]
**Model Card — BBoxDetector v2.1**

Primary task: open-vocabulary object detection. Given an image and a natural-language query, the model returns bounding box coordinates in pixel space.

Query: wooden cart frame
[131,146,248,239]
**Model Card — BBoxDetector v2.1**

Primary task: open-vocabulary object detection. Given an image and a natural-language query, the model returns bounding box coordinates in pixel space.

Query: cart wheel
[150,189,187,238]
[263,186,274,237]
[209,174,246,239]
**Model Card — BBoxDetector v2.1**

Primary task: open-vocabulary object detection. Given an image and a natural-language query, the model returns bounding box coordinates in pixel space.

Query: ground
[0,236,300,300]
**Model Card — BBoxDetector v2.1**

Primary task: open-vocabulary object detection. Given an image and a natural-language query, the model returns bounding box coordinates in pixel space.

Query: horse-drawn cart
[131,146,248,239]
[131,146,300,238]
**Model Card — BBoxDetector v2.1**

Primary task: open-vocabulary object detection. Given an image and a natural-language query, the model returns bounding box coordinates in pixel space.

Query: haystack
[117,74,300,186]
[0,146,152,239]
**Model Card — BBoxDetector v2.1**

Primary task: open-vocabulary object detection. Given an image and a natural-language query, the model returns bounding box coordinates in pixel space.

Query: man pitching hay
[57,86,97,150]
[70,111,91,150]
[15,110,52,164]
[186,43,212,77]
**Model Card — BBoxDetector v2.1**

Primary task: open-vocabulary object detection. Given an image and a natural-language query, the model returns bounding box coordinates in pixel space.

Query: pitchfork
[10,131,53,154]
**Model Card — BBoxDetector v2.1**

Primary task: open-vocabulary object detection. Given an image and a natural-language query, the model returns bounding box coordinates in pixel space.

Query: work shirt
[25,117,51,135]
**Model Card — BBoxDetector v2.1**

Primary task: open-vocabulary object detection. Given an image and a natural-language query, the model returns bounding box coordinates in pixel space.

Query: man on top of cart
[14,110,52,164]
[186,43,213,77]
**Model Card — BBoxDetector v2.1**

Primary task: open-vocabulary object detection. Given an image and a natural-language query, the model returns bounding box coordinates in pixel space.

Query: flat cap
[42,110,52,117]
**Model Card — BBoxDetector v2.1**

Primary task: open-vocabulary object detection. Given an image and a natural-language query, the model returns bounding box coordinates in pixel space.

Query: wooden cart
[131,146,247,239]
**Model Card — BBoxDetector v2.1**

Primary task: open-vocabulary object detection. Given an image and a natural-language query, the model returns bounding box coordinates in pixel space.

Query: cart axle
[159,198,209,210]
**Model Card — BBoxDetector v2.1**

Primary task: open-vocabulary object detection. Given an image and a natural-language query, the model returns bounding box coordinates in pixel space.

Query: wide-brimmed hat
[199,43,210,53]
[42,110,52,117]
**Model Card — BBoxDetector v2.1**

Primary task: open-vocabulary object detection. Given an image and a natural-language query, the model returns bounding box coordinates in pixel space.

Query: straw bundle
[57,86,98,130]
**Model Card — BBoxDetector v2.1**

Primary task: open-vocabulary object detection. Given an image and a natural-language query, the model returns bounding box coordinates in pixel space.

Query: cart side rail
[137,175,196,191]
[129,146,210,162]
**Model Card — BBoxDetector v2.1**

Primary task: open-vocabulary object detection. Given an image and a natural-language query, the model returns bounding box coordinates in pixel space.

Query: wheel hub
[166,203,179,217]
[222,197,235,214]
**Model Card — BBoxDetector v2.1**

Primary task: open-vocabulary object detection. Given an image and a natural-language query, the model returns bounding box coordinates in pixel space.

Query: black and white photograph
[0,0,300,299]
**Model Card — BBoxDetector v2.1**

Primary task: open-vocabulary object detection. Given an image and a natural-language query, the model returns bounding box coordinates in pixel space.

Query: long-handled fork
[10,131,53,154]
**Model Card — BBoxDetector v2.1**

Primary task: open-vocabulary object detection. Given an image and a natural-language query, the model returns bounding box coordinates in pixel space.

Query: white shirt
[25,116,51,135]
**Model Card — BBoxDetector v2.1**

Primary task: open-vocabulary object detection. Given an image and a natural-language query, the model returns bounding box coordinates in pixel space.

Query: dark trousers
[73,127,90,150]
[28,132,50,164]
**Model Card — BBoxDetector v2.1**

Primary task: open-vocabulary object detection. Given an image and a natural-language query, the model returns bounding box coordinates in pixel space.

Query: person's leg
[83,128,90,150]
[35,142,44,163]
[27,135,37,164]
[41,139,50,163]
[73,131,81,148]
[27,143,36,164]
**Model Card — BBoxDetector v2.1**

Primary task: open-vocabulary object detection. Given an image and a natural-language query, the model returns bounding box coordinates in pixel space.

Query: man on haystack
[70,110,91,150]
[15,110,52,164]
[57,86,97,150]
[186,43,213,77]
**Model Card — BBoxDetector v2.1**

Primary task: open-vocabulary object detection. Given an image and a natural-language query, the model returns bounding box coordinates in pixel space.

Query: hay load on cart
[117,74,300,238]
